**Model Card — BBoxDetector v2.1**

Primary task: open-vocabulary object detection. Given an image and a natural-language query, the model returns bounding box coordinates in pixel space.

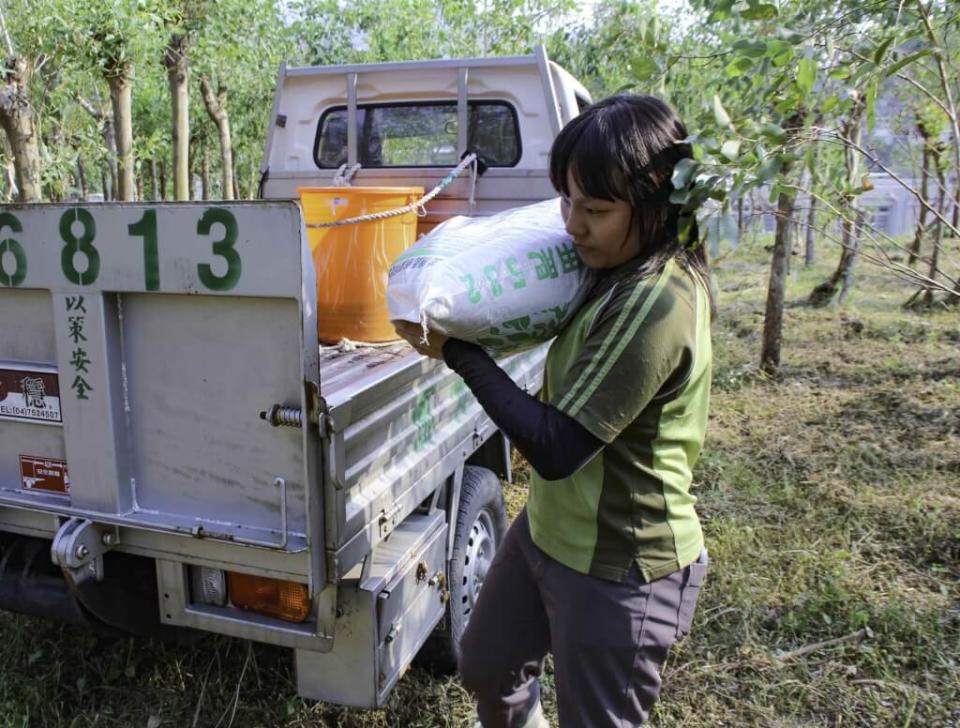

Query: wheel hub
[462,508,496,619]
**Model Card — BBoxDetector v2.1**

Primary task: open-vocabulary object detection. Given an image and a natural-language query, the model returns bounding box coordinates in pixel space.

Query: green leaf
[672,158,699,189]
[777,27,805,44]
[873,36,894,65]
[725,56,754,78]
[768,182,784,204]
[713,94,734,131]
[822,95,840,114]
[645,17,658,48]
[741,3,778,20]
[805,145,819,184]
[699,136,721,155]
[760,123,787,144]
[721,139,741,161]
[732,39,767,58]
[766,39,793,57]
[774,95,799,114]
[757,155,783,183]
[630,56,658,81]
[770,46,795,67]
[851,61,878,85]
[866,78,878,132]
[797,57,817,96]
[883,49,932,77]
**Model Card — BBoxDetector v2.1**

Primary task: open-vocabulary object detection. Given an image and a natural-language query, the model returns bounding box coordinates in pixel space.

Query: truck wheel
[416,465,508,674]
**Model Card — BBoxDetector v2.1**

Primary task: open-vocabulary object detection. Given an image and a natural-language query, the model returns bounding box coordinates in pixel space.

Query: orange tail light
[227,572,312,623]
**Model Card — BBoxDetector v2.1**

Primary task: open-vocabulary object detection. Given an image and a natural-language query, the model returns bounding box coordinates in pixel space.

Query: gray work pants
[459,509,707,727]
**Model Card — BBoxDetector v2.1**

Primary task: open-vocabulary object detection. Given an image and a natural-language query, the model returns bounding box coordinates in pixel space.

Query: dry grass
[1,238,958,727]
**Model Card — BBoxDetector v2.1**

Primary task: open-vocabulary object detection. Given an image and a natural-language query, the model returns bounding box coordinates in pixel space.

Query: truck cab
[0,47,588,709]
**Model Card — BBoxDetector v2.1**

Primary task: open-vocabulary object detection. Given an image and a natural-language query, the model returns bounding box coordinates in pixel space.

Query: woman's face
[560,170,641,270]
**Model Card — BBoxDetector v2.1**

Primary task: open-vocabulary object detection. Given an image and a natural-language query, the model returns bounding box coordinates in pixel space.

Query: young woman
[395,94,713,727]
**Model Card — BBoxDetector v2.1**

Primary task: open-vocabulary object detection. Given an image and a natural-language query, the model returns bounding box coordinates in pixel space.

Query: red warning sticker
[19,455,70,494]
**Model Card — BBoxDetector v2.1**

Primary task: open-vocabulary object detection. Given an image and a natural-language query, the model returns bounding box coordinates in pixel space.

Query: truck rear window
[314,101,520,168]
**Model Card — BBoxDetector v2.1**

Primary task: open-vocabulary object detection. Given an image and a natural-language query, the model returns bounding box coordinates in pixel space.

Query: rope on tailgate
[305,152,479,228]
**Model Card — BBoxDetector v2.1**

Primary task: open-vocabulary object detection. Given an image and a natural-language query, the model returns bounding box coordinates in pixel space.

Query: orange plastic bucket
[299,186,423,344]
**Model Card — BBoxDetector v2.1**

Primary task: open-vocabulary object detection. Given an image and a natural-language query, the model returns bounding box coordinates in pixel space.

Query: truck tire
[416,465,508,674]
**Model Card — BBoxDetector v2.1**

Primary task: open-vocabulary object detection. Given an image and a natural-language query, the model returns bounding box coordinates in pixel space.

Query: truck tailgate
[0,202,323,583]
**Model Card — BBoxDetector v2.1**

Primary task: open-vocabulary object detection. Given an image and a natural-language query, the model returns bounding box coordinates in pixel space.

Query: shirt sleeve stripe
[557,259,675,416]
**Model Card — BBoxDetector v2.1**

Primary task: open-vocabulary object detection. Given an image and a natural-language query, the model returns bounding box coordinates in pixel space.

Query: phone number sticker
[0,365,62,424]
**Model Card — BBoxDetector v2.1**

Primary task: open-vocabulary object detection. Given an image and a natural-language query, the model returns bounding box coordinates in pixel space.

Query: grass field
[2,237,958,727]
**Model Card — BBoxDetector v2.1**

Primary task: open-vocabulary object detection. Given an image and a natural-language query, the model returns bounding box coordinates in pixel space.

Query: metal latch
[378,503,403,539]
[51,518,119,584]
[383,620,401,644]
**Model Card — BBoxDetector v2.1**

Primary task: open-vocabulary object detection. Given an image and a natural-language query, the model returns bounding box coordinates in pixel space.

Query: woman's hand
[393,320,449,360]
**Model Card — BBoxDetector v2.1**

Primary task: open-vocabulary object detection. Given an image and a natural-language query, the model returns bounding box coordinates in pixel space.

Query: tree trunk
[107,70,135,201]
[838,211,864,304]
[189,146,196,199]
[736,194,744,239]
[105,118,117,199]
[760,114,805,374]
[2,158,14,201]
[804,193,817,266]
[923,148,947,306]
[76,157,88,200]
[808,100,865,307]
[158,160,167,200]
[760,189,795,374]
[164,33,190,201]
[201,147,209,200]
[135,166,144,201]
[100,166,108,200]
[199,77,235,200]
[44,107,65,202]
[909,132,932,268]
[149,157,158,200]
[0,57,42,201]
[952,184,959,232]
[79,94,118,200]
[1,132,15,201]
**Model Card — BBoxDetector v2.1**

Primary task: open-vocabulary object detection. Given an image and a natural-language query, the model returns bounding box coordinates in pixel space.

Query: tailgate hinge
[50,518,119,584]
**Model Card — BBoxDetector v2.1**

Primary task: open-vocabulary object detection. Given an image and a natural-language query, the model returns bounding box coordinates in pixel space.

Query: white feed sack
[387,198,594,352]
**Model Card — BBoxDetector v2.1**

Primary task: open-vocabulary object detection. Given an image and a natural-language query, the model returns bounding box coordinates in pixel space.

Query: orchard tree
[0,2,45,201]
[59,0,165,200]
[194,0,288,200]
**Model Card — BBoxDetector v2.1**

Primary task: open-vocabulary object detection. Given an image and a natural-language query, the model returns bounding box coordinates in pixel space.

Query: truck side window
[314,101,521,168]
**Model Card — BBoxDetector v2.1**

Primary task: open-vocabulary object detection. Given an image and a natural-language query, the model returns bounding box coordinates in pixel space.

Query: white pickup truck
[0,47,589,708]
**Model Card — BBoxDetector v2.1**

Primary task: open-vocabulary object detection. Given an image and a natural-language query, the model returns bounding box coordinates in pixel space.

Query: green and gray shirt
[527,256,711,582]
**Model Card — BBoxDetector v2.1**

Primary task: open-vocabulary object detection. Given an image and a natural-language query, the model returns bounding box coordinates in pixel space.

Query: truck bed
[316,338,545,579]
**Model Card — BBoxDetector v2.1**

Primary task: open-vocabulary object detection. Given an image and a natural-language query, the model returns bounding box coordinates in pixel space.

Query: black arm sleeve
[442,338,603,481]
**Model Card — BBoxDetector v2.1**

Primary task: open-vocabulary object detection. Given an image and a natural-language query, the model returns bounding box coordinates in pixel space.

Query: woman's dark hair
[549,94,713,311]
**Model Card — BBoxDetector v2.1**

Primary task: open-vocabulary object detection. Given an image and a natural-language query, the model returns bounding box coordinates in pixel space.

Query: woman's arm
[442,339,603,481]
